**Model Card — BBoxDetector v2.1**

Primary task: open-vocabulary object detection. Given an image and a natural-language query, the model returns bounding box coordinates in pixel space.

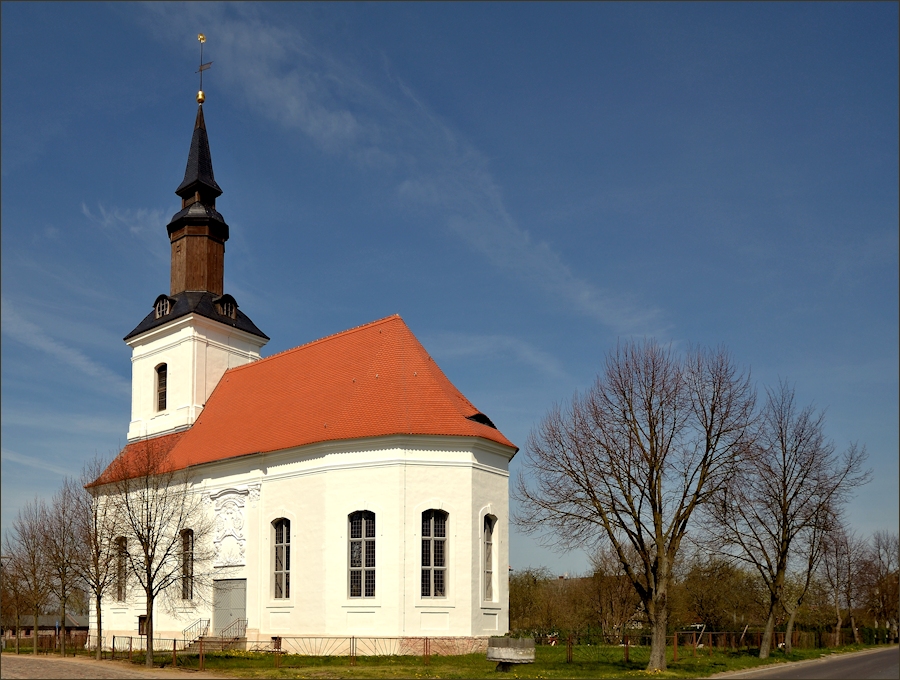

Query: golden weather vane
[196,33,212,104]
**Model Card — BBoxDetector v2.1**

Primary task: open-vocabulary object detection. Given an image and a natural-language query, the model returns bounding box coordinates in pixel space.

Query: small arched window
[116,537,127,601]
[155,297,171,319]
[273,518,290,599]
[181,529,194,600]
[483,515,496,601]
[421,510,448,598]
[349,511,375,598]
[156,364,167,412]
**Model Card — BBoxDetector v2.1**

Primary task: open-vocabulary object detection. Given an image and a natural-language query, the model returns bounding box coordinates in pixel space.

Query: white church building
[91,95,517,649]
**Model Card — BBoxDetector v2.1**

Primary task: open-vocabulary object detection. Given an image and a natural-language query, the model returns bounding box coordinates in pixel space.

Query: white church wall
[96,435,513,644]
[125,315,265,441]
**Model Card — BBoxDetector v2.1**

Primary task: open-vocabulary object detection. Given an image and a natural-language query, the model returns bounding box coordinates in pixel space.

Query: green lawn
[3,641,889,678]
[153,642,887,678]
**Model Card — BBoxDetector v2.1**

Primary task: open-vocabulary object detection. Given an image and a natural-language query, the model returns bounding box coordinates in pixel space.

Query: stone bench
[486,637,535,672]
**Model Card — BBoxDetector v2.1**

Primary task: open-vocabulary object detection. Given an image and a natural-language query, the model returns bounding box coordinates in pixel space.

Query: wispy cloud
[424,332,568,381]
[1,447,74,478]
[139,4,663,335]
[1,298,130,396]
[81,202,169,262]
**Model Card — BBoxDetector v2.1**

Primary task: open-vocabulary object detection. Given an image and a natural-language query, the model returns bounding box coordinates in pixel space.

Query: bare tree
[72,456,120,659]
[588,545,642,643]
[6,499,51,655]
[96,438,214,666]
[1,550,29,653]
[782,503,834,653]
[43,480,81,656]
[863,531,899,643]
[710,381,869,658]
[821,523,868,645]
[516,341,756,671]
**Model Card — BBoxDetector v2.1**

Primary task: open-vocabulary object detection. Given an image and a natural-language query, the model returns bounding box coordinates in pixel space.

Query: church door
[213,579,247,636]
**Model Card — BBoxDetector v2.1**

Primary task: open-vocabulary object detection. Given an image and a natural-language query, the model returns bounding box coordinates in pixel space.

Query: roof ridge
[226,314,404,373]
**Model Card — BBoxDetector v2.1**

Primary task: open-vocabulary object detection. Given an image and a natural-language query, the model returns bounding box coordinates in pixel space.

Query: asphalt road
[717,645,900,679]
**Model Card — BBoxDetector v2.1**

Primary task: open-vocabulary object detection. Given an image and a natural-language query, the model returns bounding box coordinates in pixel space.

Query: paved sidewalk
[0,653,227,679]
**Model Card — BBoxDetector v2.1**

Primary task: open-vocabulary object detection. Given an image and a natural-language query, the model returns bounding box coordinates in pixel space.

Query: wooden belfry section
[167,103,228,296]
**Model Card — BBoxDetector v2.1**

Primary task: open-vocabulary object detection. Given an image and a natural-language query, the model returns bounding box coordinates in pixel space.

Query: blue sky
[2,2,897,575]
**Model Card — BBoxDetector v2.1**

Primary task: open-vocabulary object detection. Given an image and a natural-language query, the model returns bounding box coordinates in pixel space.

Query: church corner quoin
[91,94,518,655]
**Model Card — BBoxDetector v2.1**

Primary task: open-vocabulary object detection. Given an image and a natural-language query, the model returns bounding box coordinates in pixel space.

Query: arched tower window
[421,510,448,598]
[181,529,194,600]
[273,518,290,599]
[116,537,127,601]
[349,511,375,598]
[483,515,497,601]
[156,364,167,412]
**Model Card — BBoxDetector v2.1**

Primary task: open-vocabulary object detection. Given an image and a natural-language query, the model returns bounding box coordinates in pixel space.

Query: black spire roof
[175,105,222,199]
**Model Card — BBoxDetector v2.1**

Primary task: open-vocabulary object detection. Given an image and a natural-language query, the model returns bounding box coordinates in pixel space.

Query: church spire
[174,104,222,201]
[166,99,229,296]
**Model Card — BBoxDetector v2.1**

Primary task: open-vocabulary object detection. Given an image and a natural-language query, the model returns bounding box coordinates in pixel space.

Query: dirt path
[0,653,228,680]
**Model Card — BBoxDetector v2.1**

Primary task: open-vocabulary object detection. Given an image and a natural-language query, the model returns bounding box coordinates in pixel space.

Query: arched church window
[483,515,496,601]
[156,364,167,412]
[181,529,194,600]
[421,510,448,598]
[116,537,127,601]
[349,511,375,598]
[273,518,290,599]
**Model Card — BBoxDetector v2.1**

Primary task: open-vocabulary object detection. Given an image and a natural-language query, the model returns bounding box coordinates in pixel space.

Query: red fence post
[708,632,712,656]
[173,639,177,668]
[624,635,629,663]
[673,632,678,662]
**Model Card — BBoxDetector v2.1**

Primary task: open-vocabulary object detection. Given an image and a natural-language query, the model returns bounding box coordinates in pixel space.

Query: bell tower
[123,46,268,442]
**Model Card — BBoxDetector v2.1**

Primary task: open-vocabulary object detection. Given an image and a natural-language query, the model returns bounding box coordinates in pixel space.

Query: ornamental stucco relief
[210,488,248,567]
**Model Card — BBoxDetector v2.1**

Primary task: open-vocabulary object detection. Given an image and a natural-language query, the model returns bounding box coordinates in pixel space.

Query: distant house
[2,614,89,639]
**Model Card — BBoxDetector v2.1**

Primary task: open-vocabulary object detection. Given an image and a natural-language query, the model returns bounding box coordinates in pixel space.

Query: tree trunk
[849,612,861,645]
[33,611,38,656]
[646,598,668,671]
[784,605,798,655]
[95,593,103,661]
[759,606,776,659]
[60,599,66,657]
[15,612,20,653]
[146,596,154,667]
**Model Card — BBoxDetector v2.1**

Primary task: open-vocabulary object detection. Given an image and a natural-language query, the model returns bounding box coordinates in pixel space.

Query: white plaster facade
[96,434,512,643]
[126,313,267,440]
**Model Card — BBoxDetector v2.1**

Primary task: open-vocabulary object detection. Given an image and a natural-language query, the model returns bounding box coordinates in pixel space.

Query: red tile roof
[100,315,516,483]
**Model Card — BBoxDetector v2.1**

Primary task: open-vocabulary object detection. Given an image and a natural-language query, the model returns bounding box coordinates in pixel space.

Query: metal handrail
[182,618,209,646]
[221,617,247,640]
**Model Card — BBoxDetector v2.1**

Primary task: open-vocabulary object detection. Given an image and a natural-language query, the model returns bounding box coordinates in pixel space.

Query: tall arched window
[273,519,290,599]
[483,515,496,601]
[421,510,448,598]
[181,529,194,600]
[156,364,167,412]
[349,511,375,598]
[116,537,127,601]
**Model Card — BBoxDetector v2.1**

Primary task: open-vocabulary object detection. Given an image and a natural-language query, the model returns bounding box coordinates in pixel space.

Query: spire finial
[196,33,212,104]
